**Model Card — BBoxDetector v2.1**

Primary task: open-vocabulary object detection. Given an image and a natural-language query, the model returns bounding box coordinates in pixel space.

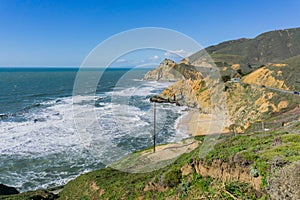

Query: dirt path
[110,138,200,173]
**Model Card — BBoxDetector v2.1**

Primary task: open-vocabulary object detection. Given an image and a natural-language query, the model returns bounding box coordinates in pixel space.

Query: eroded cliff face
[242,64,290,90]
[225,83,294,132]
[152,79,211,111]
[144,59,181,81]
[146,60,298,134]
[191,159,262,191]
[156,80,296,134]
[143,58,203,81]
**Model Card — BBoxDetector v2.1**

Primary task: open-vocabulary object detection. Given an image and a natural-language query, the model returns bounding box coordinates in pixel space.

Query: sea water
[0,68,188,192]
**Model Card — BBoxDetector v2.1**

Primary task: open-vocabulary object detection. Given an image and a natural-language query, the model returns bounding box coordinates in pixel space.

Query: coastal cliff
[4,27,300,200]
[144,58,203,81]
[148,61,299,134]
[146,28,300,134]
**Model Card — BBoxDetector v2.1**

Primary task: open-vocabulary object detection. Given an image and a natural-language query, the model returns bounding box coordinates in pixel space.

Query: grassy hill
[3,112,299,199]
[189,27,300,68]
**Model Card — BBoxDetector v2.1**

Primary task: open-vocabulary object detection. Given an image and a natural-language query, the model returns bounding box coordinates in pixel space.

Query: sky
[0,0,299,67]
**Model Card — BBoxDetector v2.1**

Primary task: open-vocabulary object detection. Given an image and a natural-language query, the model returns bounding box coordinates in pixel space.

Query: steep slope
[242,55,300,90]
[144,59,203,81]
[152,78,300,134]
[147,27,300,134]
[189,27,300,68]
[6,121,300,199]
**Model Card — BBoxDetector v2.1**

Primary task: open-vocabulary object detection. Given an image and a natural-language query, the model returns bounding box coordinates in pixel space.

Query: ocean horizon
[0,67,187,192]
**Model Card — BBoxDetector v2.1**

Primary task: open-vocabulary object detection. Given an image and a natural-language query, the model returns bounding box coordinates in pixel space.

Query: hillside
[189,27,300,68]
[150,77,300,134]
[4,115,300,199]
[147,27,300,134]
[241,55,300,90]
[144,58,203,81]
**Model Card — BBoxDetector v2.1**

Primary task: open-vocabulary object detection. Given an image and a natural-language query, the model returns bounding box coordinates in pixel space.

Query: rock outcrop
[152,79,211,111]
[0,184,19,195]
[242,64,290,90]
[143,58,203,81]
[144,59,182,81]
[146,56,300,134]
[192,159,262,191]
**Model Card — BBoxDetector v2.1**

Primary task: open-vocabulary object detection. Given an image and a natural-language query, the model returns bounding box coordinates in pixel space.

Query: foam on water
[105,81,173,97]
[0,80,188,192]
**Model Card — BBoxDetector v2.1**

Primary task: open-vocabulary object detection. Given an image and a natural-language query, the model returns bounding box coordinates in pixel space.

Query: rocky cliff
[150,76,299,134]
[144,58,203,81]
[188,159,262,191]
[146,28,300,134]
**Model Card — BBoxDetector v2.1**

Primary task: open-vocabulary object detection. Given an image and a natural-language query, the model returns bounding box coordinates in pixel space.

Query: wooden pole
[153,102,156,153]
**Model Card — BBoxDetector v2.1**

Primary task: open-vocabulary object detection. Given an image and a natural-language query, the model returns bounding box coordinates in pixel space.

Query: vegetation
[3,27,300,200]
[4,119,299,200]
[221,75,231,83]
[190,28,300,67]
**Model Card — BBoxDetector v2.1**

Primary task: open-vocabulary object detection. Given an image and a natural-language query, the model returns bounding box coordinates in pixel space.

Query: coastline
[176,110,215,136]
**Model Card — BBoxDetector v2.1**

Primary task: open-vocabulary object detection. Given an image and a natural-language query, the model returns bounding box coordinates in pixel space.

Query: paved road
[240,81,300,96]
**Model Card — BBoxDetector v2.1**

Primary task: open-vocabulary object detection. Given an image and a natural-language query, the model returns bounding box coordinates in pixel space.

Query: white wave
[0,81,189,192]
[173,108,190,141]
[106,81,172,97]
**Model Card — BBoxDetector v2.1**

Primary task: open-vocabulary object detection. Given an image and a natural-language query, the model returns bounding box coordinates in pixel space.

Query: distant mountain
[189,27,300,68]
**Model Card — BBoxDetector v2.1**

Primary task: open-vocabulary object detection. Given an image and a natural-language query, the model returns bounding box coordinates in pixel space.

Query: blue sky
[0,0,299,67]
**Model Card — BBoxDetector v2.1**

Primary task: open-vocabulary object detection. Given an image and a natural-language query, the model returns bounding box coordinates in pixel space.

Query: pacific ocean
[0,67,188,192]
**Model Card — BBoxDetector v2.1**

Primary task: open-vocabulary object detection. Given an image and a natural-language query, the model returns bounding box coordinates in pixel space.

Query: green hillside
[3,116,299,199]
[189,27,300,68]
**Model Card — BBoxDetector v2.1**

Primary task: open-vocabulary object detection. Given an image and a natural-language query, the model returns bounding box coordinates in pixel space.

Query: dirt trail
[110,138,200,173]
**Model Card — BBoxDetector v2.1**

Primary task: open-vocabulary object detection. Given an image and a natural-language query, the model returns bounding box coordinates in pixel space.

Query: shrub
[179,180,190,196]
[162,169,182,187]
[222,75,231,82]
[250,166,259,177]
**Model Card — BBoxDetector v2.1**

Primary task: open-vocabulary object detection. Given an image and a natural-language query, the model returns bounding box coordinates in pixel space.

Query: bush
[162,169,182,187]
[222,75,231,82]
[250,166,259,177]
[179,180,190,196]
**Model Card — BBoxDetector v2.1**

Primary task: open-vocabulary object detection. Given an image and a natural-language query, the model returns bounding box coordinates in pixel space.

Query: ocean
[0,68,188,192]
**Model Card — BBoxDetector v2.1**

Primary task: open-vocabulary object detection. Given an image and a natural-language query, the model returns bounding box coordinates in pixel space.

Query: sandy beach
[177,110,227,136]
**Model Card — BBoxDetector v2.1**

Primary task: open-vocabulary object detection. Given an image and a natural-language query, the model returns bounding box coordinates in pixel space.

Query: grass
[4,125,299,199]
[56,128,299,199]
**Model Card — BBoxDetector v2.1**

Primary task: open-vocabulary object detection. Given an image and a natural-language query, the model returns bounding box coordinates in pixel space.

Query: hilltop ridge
[190,27,300,68]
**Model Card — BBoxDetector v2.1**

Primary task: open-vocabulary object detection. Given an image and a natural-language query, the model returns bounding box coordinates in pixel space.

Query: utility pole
[153,102,156,153]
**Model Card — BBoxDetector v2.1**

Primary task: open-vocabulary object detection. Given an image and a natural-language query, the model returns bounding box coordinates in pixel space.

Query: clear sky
[0,0,299,67]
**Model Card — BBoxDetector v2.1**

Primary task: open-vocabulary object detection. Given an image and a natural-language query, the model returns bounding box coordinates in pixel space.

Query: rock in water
[0,184,19,195]
[150,95,177,104]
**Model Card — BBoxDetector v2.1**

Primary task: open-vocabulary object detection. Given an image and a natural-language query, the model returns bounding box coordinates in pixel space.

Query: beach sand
[176,110,227,136]
[110,110,228,173]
